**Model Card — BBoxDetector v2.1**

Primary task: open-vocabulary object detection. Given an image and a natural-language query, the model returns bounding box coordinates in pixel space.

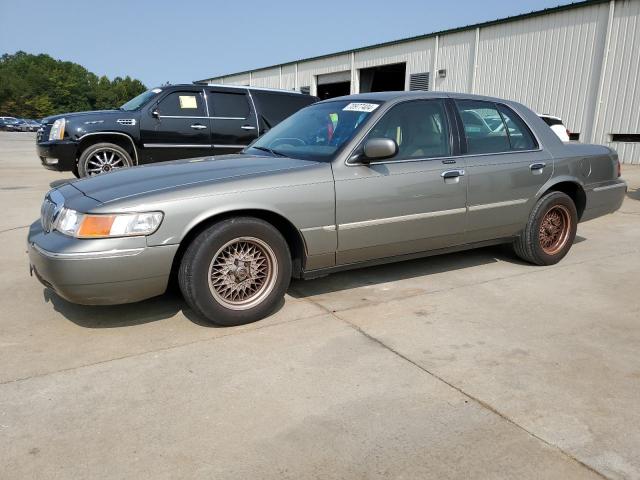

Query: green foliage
[0,51,147,119]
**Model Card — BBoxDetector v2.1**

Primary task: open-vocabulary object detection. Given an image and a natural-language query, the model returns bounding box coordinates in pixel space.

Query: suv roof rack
[189,82,308,95]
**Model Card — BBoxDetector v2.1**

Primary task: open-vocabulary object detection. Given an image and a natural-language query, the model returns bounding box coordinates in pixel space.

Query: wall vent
[409,72,430,91]
[300,86,311,95]
[610,133,640,142]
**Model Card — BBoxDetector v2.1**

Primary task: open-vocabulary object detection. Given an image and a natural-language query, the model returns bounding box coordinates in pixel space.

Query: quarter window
[496,104,537,150]
[156,91,205,117]
[364,99,451,160]
[208,91,250,118]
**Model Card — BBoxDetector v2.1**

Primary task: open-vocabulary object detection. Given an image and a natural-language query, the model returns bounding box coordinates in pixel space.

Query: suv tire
[78,142,133,177]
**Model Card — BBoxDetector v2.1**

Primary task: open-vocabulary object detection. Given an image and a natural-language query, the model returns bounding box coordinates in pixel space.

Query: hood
[41,110,121,123]
[70,154,320,204]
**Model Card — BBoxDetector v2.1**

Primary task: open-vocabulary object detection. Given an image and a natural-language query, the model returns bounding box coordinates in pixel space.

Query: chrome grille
[40,190,64,233]
[37,123,52,143]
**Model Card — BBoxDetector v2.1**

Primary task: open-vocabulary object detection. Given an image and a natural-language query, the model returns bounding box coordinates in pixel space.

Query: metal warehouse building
[198,0,640,164]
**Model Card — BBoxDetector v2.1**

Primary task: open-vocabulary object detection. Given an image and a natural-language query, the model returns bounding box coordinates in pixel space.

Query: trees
[0,52,147,119]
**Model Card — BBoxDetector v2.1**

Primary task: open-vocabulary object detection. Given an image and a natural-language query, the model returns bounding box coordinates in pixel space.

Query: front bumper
[27,221,179,305]
[36,140,78,172]
[581,179,627,222]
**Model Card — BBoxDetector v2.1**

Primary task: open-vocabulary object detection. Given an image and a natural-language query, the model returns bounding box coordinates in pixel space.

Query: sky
[1,0,576,88]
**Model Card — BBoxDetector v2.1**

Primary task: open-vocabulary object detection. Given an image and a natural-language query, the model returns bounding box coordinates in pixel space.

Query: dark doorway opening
[359,63,406,93]
[317,81,351,100]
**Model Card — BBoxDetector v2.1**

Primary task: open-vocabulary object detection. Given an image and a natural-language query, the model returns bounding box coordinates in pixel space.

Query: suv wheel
[178,217,292,326]
[513,191,577,265]
[78,142,133,177]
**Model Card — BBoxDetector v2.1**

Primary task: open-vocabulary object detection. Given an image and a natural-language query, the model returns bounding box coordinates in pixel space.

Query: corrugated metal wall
[593,0,640,164]
[250,67,280,88]
[433,30,475,93]
[354,37,435,91]
[205,0,640,164]
[474,1,609,137]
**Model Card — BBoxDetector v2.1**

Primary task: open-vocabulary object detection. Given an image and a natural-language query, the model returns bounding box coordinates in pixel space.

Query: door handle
[530,162,546,170]
[441,169,465,179]
[241,125,256,130]
[190,124,207,130]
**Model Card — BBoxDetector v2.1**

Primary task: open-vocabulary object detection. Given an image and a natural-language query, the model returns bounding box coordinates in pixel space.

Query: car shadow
[42,287,186,328]
[42,284,287,329]
[289,244,525,299]
[626,188,640,201]
[42,241,586,328]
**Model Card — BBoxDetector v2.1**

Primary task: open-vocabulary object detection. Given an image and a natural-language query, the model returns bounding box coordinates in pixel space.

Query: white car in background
[538,114,571,142]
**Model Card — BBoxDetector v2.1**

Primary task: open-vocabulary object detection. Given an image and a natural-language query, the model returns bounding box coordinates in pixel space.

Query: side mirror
[362,138,398,162]
[151,109,160,118]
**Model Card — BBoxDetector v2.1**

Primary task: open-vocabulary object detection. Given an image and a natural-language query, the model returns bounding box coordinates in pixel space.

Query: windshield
[247,100,381,161]
[119,88,162,111]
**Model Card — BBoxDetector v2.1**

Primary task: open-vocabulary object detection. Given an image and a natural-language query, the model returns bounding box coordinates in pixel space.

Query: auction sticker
[343,103,379,113]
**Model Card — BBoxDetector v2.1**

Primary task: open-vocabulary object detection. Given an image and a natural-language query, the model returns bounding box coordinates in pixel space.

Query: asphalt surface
[1,131,639,479]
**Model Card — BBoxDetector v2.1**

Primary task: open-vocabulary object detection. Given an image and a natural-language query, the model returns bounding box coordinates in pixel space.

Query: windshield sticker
[343,102,379,113]
[179,95,198,109]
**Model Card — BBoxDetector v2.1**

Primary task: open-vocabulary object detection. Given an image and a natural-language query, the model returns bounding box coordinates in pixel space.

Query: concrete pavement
[1,132,638,479]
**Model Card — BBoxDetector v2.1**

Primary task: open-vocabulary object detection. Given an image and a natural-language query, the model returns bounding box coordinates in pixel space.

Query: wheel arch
[539,179,586,220]
[170,208,308,283]
[77,132,139,165]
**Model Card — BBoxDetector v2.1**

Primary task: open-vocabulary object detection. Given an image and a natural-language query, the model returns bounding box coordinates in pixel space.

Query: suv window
[541,116,563,127]
[208,91,250,119]
[497,104,537,150]
[156,91,205,117]
[252,91,317,129]
[455,100,510,154]
[364,99,451,160]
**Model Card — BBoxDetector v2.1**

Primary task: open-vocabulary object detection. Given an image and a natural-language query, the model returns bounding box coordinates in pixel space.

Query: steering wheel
[270,137,306,148]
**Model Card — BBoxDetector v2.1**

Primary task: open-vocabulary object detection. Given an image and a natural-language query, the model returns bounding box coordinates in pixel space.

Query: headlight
[55,209,163,238]
[48,118,66,141]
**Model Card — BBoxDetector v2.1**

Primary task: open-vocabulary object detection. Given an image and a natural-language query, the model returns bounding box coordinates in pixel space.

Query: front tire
[178,217,292,326]
[77,142,133,177]
[513,191,577,265]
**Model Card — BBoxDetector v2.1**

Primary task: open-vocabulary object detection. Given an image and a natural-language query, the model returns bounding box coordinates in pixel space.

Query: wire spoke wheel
[539,204,572,255]
[85,148,125,176]
[208,237,278,310]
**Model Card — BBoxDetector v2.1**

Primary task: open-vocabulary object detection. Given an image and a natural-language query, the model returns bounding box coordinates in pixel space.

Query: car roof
[316,90,516,105]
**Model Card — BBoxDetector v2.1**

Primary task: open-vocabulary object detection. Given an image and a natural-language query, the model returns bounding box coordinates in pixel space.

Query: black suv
[37,84,318,177]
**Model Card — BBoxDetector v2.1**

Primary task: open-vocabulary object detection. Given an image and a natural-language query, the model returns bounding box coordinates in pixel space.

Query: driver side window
[156,91,205,117]
[364,100,451,161]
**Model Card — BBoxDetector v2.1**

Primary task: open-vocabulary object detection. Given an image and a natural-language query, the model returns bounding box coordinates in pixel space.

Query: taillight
[617,158,621,177]
[566,128,571,138]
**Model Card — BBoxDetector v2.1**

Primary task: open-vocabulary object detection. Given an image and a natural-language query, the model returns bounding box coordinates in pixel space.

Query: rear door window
[455,100,510,154]
[156,91,205,117]
[207,91,250,119]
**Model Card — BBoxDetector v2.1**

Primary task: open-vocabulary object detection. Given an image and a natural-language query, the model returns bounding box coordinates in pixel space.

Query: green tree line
[0,51,147,119]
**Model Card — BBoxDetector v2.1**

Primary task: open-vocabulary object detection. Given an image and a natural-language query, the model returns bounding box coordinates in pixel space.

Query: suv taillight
[617,158,621,177]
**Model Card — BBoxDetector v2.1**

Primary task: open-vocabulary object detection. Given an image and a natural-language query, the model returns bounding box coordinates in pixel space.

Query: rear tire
[178,217,292,326]
[77,142,133,177]
[513,191,577,265]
